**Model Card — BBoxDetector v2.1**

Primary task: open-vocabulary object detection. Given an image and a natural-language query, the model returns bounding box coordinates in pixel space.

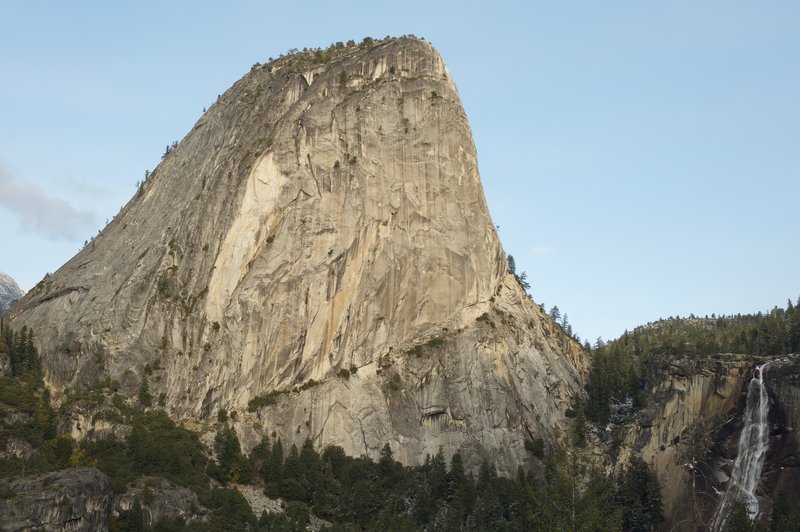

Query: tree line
[2,326,41,378]
[211,426,662,531]
[2,323,667,530]
[582,297,800,425]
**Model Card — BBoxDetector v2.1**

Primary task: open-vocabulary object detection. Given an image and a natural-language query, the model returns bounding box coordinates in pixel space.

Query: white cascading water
[711,363,771,531]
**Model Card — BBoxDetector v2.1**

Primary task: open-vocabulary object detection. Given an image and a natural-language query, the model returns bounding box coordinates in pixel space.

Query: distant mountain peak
[0,271,25,311]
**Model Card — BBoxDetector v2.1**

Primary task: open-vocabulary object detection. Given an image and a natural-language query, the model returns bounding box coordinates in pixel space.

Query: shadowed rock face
[761,356,800,517]
[617,356,751,525]
[112,477,209,528]
[0,468,112,531]
[9,37,588,471]
[617,354,800,530]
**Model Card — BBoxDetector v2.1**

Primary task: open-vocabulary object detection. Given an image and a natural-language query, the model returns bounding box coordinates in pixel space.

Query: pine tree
[594,336,605,349]
[429,448,448,500]
[267,439,283,478]
[284,443,301,480]
[724,502,754,531]
[377,443,403,488]
[299,438,319,476]
[788,303,800,352]
[574,405,587,447]
[476,458,497,498]
[586,353,611,423]
[263,438,284,497]
[138,378,152,407]
[213,425,243,482]
[616,457,664,531]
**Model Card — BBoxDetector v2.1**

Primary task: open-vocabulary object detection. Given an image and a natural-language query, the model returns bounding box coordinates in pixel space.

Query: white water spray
[711,363,771,531]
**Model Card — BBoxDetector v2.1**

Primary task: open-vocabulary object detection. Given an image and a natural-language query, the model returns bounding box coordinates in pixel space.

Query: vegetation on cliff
[1,323,665,530]
[5,297,798,530]
[0,326,61,479]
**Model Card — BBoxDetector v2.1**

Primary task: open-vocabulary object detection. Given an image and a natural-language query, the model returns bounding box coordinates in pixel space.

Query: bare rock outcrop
[0,468,111,531]
[112,476,209,528]
[56,400,132,444]
[9,37,588,471]
[236,485,331,530]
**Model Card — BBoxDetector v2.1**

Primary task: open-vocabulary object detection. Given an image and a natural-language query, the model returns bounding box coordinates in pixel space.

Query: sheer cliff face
[618,355,800,528]
[617,357,751,524]
[10,38,587,469]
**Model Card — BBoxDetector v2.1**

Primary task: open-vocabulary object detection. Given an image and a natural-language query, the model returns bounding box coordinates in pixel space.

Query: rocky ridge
[8,37,588,471]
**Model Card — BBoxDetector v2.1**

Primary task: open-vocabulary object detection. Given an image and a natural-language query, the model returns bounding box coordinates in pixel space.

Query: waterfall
[711,363,771,531]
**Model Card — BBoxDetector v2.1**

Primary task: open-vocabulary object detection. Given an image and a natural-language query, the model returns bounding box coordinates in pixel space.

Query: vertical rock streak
[712,363,771,530]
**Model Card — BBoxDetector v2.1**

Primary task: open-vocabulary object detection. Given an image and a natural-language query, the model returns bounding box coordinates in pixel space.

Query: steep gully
[711,362,771,530]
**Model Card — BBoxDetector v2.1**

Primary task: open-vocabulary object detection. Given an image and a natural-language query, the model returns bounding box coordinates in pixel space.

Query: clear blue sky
[1,1,798,344]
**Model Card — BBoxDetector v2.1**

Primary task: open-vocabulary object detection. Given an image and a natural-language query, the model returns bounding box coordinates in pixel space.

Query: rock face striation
[112,476,209,528]
[760,356,800,520]
[9,37,588,471]
[617,354,800,529]
[0,272,24,312]
[617,356,751,525]
[0,468,112,531]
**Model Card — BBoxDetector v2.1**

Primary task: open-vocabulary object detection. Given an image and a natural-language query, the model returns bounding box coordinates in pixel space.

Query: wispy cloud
[0,166,95,240]
[531,244,554,256]
[60,177,113,199]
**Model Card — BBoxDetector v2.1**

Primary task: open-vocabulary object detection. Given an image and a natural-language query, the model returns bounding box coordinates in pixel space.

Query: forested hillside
[0,324,663,531]
[583,297,800,424]
[5,298,800,529]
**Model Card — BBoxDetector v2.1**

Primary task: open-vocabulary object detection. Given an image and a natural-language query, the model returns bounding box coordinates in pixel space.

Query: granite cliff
[612,353,800,530]
[8,37,588,471]
[0,468,112,531]
[615,355,751,527]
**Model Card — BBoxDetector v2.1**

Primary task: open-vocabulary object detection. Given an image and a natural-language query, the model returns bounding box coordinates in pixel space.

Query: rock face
[56,400,132,444]
[237,485,331,530]
[618,354,800,529]
[0,272,24,312]
[761,355,800,516]
[8,37,588,471]
[0,468,112,531]
[112,476,209,528]
[617,356,751,526]
[769,355,800,436]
